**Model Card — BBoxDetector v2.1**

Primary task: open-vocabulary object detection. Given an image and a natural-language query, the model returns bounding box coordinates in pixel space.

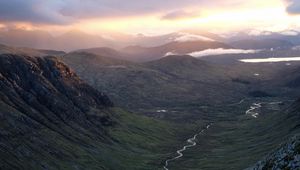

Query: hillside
[62,51,300,110]
[0,54,114,169]
[75,47,124,60]
[0,54,190,170]
[2,50,300,170]
[62,52,251,109]
[230,39,294,50]
[248,98,300,170]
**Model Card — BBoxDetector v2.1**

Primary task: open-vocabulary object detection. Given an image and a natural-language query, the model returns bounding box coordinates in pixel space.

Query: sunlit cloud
[240,57,300,63]
[164,48,259,58]
[286,0,300,14]
[0,0,71,25]
[189,48,259,57]
[0,0,299,35]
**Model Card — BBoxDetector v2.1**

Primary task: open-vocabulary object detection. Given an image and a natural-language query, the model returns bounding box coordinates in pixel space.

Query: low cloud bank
[188,48,258,57]
[240,57,300,63]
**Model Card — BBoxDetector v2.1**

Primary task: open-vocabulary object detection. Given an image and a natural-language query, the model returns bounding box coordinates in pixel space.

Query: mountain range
[1,28,300,53]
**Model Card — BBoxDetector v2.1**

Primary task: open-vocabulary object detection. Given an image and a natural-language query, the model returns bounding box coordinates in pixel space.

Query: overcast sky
[0,0,300,35]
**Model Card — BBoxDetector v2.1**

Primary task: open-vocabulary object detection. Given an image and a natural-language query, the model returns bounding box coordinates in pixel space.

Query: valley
[159,97,297,170]
[2,1,300,169]
[1,33,300,170]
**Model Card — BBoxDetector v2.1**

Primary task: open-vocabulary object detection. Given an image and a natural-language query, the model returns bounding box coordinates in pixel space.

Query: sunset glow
[0,0,300,35]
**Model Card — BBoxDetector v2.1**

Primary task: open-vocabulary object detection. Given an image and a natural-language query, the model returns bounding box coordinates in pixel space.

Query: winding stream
[162,99,283,170]
[245,101,283,118]
[163,124,212,170]
[245,103,262,118]
[162,99,246,170]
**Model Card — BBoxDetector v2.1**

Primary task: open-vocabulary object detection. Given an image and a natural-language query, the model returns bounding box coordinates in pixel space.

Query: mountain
[0,54,114,169]
[74,38,232,63]
[0,53,188,170]
[94,31,224,48]
[230,39,294,50]
[227,30,300,47]
[0,43,66,56]
[62,52,251,109]
[0,29,54,49]
[0,29,230,53]
[0,29,115,52]
[3,46,300,170]
[63,51,300,111]
[54,30,115,51]
[121,40,232,62]
[145,55,228,82]
[74,47,125,60]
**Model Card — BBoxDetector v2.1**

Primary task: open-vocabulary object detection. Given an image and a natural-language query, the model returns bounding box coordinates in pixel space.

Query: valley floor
[147,97,299,170]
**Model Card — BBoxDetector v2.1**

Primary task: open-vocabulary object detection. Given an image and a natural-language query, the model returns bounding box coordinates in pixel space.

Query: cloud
[188,48,259,57]
[59,0,209,19]
[0,0,71,25]
[286,0,300,14]
[161,10,200,20]
[0,0,223,25]
[240,57,300,63]
[0,0,277,27]
[174,33,214,42]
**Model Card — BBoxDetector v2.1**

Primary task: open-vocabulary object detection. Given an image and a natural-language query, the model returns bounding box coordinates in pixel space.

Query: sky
[0,0,300,35]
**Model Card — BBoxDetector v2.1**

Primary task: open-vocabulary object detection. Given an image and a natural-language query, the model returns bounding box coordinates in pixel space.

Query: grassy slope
[164,98,300,170]
[108,108,208,170]
[0,99,202,170]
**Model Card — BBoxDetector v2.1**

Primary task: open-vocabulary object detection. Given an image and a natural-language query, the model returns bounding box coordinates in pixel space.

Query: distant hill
[62,52,251,109]
[121,40,231,62]
[0,29,232,54]
[74,47,125,60]
[0,29,114,52]
[0,43,66,56]
[227,30,300,47]
[230,39,293,50]
[0,29,53,49]
[54,30,115,51]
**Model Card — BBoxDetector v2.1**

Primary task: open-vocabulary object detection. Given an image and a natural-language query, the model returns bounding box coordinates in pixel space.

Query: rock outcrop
[249,136,300,170]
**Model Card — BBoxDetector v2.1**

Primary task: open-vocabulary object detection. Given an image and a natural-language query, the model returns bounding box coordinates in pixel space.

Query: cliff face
[0,54,114,169]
